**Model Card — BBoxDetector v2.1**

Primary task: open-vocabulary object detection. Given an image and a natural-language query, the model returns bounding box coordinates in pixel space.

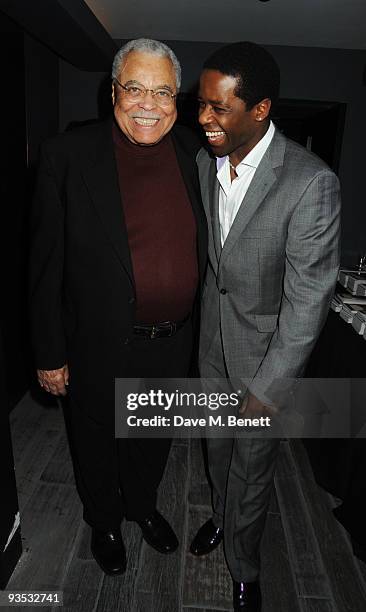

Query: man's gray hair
[112,38,181,90]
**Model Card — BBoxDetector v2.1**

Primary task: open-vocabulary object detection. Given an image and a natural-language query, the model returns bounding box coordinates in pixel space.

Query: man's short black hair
[203,41,280,111]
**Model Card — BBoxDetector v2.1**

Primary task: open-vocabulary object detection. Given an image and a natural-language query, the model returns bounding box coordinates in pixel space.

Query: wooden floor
[7,392,366,612]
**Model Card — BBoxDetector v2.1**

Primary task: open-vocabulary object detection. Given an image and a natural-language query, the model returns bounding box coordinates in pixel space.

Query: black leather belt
[133,317,189,339]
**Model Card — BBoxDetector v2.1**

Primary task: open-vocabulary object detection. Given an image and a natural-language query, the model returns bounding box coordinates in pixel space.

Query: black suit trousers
[64,319,193,530]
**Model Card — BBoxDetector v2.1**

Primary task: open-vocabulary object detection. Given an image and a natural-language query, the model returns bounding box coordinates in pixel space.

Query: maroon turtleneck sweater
[112,122,198,323]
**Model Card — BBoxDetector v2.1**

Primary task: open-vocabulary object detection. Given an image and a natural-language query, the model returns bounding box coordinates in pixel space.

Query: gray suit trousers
[201,335,280,582]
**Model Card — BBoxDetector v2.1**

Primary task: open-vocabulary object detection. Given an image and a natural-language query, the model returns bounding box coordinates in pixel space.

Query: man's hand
[37,364,69,396]
[239,392,277,418]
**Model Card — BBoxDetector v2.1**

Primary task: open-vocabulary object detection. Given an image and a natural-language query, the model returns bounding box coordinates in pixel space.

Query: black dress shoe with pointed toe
[233,580,261,611]
[189,518,223,556]
[137,510,178,554]
[91,528,126,575]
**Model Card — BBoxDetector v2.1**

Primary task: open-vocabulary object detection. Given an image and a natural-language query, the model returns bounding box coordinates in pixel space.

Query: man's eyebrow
[156,84,175,92]
[123,79,144,87]
[198,96,229,106]
[124,79,174,92]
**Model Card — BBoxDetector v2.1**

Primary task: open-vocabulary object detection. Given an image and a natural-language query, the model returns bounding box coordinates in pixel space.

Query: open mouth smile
[133,117,160,127]
[205,130,226,144]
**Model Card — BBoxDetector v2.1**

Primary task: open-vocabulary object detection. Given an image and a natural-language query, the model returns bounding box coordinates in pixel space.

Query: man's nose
[199,105,213,125]
[138,91,157,110]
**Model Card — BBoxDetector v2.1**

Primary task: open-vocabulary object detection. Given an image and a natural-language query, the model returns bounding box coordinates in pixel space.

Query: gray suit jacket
[198,128,341,404]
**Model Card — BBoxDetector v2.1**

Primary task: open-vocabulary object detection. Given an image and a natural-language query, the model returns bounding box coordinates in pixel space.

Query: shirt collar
[216,120,275,174]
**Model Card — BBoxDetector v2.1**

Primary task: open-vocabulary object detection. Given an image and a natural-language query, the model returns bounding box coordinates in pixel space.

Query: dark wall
[266,45,366,266]
[59,60,107,131]
[0,11,60,410]
[0,0,116,71]
[24,35,59,167]
[58,40,366,265]
[0,12,29,409]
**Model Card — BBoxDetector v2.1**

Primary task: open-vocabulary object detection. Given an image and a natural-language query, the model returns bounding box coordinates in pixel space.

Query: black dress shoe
[137,510,178,554]
[91,528,126,575]
[189,518,223,556]
[233,580,261,611]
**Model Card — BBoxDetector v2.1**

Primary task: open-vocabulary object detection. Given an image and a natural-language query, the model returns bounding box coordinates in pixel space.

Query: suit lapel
[81,119,135,288]
[198,154,220,271]
[219,131,284,268]
[171,129,201,213]
[208,159,222,262]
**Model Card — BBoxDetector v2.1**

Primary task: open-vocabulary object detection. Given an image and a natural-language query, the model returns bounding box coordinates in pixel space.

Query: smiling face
[198,69,271,165]
[112,50,178,145]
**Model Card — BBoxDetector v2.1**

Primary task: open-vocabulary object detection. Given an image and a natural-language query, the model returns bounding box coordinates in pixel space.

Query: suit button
[124,338,130,345]
[128,297,135,304]
[220,288,227,295]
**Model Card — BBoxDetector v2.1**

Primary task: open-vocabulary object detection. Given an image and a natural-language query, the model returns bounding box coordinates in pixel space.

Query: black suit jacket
[29,118,207,418]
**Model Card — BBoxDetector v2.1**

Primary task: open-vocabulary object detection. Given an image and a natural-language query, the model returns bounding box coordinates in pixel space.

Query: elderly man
[29,38,207,575]
[190,42,340,611]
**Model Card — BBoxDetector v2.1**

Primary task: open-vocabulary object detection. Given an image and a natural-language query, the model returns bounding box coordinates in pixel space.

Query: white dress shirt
[216,120,275,246]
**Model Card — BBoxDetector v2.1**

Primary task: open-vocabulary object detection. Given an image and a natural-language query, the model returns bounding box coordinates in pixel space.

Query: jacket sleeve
[249,168,341,406]
[29,143,67,370]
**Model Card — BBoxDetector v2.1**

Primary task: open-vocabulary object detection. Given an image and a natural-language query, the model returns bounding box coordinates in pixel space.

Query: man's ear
[255,98,271,122]
[111,82,116,105]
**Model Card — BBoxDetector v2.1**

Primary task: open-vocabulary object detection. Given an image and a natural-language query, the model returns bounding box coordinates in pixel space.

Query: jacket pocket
[255,314,278,333]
